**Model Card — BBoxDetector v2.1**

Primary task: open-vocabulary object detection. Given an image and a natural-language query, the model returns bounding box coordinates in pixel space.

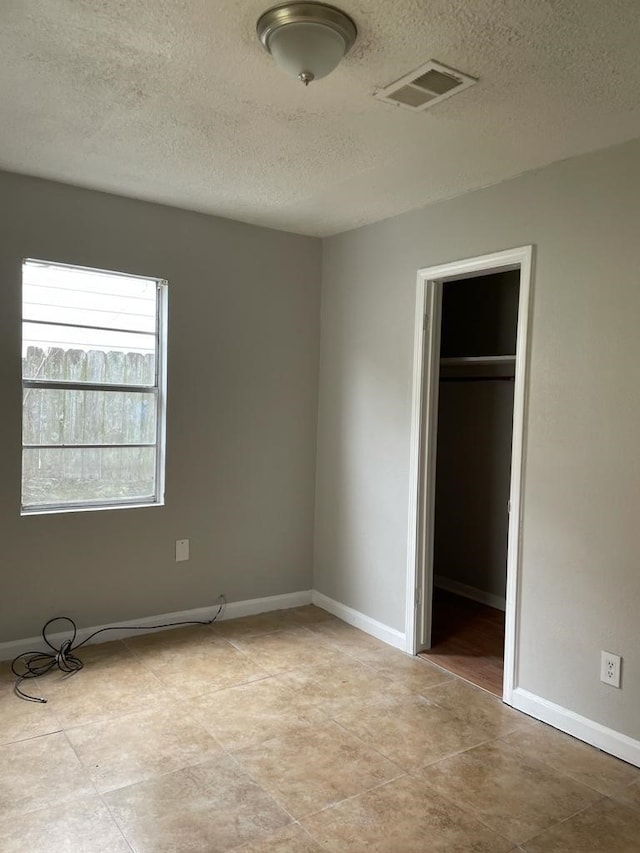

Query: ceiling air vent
[374,59,477,112]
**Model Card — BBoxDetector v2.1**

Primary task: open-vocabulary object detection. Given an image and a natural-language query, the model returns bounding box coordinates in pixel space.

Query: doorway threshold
[419,589,505,697]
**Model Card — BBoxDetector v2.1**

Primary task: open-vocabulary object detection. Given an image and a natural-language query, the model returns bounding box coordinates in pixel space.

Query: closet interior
[420,269,520,696]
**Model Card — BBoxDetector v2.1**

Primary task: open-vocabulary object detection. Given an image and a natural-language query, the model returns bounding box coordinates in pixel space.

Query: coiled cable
[11,595,225,703]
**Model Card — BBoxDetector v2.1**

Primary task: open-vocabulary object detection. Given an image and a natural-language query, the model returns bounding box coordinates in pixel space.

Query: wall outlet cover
[175,539,189,562]
[600,650,622,688]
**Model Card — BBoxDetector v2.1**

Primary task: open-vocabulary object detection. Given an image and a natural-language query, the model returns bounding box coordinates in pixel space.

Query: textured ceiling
[1,0,640,236]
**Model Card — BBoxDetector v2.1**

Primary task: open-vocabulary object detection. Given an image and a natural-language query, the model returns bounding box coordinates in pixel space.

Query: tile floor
[1,605,640,852]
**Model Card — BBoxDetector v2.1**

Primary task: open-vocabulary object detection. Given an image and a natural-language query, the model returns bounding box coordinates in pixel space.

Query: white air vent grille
[374,59,477,112]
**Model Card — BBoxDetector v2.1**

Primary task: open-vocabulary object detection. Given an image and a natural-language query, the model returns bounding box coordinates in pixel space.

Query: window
[21,259,167,514]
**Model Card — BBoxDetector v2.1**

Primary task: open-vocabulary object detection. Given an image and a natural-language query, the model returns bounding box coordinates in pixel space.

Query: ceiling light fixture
[257,2,357,86]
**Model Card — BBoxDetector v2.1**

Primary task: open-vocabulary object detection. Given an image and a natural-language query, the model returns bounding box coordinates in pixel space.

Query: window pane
[23,322,156,360]
[23,389,157,446]
[22,447,156,507]
[22,262,157,333]
[22,338,155,386]
[21,260,165,514]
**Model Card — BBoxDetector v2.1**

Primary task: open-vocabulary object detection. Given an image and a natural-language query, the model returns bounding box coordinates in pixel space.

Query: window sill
[21,499,165,517]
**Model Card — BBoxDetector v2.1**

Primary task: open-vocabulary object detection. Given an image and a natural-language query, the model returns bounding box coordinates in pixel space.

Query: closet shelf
[440,355,515,367]
[440,354,516,383]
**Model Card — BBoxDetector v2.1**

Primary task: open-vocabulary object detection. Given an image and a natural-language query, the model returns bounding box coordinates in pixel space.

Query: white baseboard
[0,590,313,662]
[2,588,405,662]
[434,575,506,612]
[311,590,406,651]
[223,590,312,620]
[512,687,640,769]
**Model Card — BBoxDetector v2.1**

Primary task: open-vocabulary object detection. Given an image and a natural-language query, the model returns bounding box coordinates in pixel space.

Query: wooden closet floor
[419,589,505,697]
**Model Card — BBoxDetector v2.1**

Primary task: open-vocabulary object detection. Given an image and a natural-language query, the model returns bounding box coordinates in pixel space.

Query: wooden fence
[22,346,157,505]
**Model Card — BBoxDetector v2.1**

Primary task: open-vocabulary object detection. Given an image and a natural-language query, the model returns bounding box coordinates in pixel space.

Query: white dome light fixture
[257,2,357,86]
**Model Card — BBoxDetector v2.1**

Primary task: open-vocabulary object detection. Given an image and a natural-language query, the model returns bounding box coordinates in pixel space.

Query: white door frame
[405,245,533,704]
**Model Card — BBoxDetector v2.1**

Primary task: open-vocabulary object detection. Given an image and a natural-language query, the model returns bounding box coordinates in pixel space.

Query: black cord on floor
[11,595,226,703]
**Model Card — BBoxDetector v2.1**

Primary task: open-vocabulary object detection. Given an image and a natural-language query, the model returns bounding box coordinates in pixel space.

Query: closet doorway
[406,247,533,705]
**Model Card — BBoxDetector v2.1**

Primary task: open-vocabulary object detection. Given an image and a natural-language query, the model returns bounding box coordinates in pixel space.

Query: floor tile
[37,643,169,728]
[6,606,638,853]
[230,629,351,675]
[122,624,226,662]
[302,774,514,852]
[522,797,640,852]
[349,645,453,692]
[209,611,294,640]
[282,605,339,626]
[128,630,269,696]
[237,822,325,852]
[302,618,391,655]
[0,794,130,852]
[334,692,495,771]
[422,739,602,844]
[275,658,410,718]
[233,720,403,819]
[0,676,62,745]
[189,677,324,750]
[0,731,94,819]
[424,679,534,738]
[499,721,640,795]
[610,777,640,813]
[125,624,215,650]
[104,755,291,853]
[66,702,222,792]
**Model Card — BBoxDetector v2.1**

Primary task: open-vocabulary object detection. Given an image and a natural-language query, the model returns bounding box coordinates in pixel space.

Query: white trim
[405,279,428,655]
[503,246,533,703]
[223,590,312,619]
[406,280,443,655]
[0,590,313,661]
[512,688,640,769]
[434,575,506,612]
[156,278,168,507]
[312,591,406,651]
[406,246,534,708]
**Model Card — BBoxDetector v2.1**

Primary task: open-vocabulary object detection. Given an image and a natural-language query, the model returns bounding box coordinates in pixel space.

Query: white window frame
[21,259,168,515]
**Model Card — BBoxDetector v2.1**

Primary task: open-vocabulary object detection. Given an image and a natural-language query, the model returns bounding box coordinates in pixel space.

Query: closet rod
[440,375,514,383]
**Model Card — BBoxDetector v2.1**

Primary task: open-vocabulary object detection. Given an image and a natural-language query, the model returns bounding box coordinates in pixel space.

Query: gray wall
[315,136,640,741]
[0,171,321,643]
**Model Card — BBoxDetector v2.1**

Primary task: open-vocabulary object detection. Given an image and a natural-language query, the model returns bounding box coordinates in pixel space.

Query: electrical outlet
[175,539,189,562]
[600,651,622,688]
